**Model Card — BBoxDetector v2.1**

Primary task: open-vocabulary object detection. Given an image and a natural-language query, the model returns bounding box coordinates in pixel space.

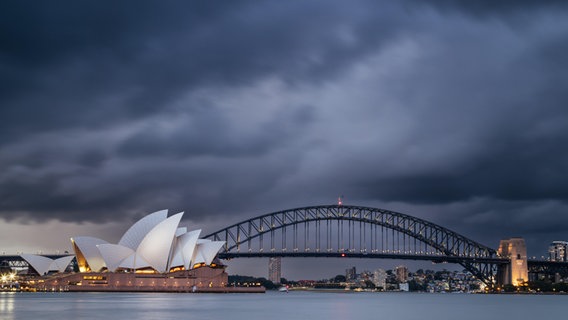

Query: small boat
[278,286,289,292]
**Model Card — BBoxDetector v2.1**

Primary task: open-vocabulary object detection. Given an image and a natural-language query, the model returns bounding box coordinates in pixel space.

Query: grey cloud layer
[1,1,567,253]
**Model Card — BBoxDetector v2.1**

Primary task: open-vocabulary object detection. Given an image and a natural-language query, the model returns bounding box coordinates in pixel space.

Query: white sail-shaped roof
[71,236,109,272]
[169,235,184,269]
[21,254,53,275]
[119,252,152,270]
[118,209,168,250]
[192,239,210,266]
[193,240,225,266]
[21,254,74,275]
[71,209,225,274]
[169,250,184,270]
[52,256,75,273]
[192,250,206,266]
[181,229,201,269]
[169,229,201,270]
[137,212,184,273]
[175,227,187,237]
[97,244,135,272]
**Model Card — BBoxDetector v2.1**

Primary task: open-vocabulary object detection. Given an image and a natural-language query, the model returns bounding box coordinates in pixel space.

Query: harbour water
[0,291,565,320]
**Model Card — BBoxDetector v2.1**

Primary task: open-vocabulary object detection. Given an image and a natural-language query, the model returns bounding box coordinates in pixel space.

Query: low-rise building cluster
[287,266,486,293]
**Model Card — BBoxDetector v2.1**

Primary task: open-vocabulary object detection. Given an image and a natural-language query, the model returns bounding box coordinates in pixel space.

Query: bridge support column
[497,238,528,286]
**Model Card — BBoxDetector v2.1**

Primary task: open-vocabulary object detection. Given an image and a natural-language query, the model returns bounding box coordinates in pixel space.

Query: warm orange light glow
[169,266,185,272]
[135,269,157,274]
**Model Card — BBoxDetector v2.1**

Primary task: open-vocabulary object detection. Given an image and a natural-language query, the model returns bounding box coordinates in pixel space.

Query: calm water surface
[0,291,565,320]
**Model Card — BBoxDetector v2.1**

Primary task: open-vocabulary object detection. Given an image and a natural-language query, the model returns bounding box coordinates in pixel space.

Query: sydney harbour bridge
[203,204,568,288]
[2,204,568,289]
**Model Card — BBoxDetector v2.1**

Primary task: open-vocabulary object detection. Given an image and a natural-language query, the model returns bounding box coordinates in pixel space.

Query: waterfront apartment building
[548,241,568,262]
[346,266,357,281]
[373,268,387,290]
[395,266,408,283]
[268,257,281,284]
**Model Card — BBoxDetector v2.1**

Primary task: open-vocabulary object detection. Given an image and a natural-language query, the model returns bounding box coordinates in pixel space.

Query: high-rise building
[346,266,357,281]
[395,265,408,283]
[548,241,568,262]
[268,257,281,284]
[373,268,387,290]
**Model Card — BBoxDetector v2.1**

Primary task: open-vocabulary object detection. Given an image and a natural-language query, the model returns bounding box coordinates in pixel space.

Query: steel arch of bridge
[204,205,507,286]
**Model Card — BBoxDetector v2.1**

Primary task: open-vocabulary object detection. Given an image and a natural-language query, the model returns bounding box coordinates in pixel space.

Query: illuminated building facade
[268,257,281,284]
[27,209,237,292]
[395,265,408,283]
[373,268,387,290]
[548,241,568,262]
[36,266,232,292]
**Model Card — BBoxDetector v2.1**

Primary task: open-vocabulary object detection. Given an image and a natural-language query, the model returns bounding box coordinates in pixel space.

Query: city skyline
[1,1,568,278]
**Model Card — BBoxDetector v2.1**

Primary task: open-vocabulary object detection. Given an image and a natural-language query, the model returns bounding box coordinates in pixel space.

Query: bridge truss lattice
[204,205,507,287]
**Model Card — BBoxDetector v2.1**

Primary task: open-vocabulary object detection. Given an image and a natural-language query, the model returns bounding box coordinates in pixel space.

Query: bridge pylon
[497,238,528,287]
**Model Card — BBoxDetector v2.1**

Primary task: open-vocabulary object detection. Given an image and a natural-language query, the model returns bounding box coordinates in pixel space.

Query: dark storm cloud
[0,0,401,141]
[408,0,568,15]
[1,0,567,257]
[117,104,315,158]
[0,0,408,222]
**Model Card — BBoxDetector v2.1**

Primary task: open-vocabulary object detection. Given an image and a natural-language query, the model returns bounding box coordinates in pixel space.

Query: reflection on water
[1,291,566,320]
[0,292,15,320]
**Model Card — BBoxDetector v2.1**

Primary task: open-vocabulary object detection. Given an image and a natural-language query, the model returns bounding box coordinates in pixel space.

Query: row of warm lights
[231,282,262,287]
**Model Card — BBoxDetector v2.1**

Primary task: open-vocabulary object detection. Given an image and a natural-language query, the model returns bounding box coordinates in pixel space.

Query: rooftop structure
[20,254,74,276]
[71,210,224,274]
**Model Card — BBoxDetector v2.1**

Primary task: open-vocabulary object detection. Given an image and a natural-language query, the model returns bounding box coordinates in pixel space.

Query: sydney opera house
[71,210,224,274]
[24,210,258,292]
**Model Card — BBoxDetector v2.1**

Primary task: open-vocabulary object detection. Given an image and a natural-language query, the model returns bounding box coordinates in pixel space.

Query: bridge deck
[219,252,509,264]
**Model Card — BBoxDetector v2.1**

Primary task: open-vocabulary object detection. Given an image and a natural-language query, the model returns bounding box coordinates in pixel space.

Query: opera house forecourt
[21,210,264,293]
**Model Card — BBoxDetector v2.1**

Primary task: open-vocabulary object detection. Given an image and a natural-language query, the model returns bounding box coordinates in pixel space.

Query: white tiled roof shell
[175,227,187,237]
[169,229,201,270]
[136,212,184,273]
[72,210,225,274]
[71,236,109,272]
[193,240,225,266]
[21,254,53,276]
[97,244,135,272]
[118,209,168,250]
[119,252,152,270]
[52,255,75,272]
[21,254,74,275]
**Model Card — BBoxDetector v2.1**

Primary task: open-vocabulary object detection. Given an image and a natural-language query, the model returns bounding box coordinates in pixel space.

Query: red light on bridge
[341,253,346,257]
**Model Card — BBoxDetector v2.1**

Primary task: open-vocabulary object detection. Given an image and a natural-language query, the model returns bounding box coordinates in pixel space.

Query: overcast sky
[1,0,568,279]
